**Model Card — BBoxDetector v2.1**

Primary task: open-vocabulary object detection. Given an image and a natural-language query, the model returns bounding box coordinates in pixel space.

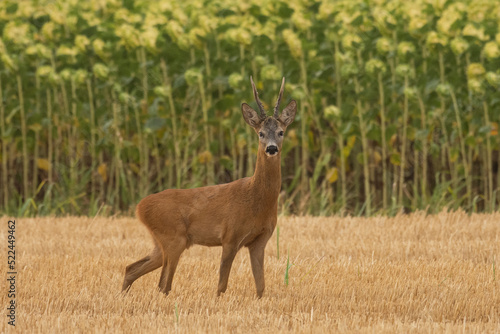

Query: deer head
[241,77,297,157]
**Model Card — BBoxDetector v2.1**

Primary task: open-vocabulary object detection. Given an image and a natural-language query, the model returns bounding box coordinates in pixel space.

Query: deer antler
[273,77,285,118]
[250,76,266,119]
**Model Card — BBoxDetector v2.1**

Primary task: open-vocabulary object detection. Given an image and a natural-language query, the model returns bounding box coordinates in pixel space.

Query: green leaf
[145,117,166,132]
[465,135,476,148]
[390,152,401,166]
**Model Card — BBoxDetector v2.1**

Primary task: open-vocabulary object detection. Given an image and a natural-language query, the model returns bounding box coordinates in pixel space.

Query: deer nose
[266,145,278,155]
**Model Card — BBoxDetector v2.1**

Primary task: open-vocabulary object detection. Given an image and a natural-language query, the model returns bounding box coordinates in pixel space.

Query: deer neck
[250,146,282,204]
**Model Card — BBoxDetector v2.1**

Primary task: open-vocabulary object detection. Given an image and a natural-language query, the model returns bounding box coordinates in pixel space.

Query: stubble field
[1,211,499,333]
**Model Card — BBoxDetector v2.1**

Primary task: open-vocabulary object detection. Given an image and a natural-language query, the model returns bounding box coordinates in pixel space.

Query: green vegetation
[1,0,500,216]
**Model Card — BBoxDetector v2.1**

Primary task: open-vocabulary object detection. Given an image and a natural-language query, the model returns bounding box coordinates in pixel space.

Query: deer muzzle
[265,145,279,156]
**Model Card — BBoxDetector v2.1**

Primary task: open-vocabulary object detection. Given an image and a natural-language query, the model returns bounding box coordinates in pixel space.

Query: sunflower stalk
[33,63,41,197]
[416,94,428,204]
[46,89,53,211]
[398,75,409,210]
[160,59,181,188]
[86,79,97,209]
[0,76,7,211]
[17,75,29,201]
[377,72,387,211]
[438,51,456,187]
[483,101,493,211]
[449,89,471,209]
[299,54,310,210]
[111,91,123,212]
[354,79,371,216]
[197,75,214,184]
[355,50,371,215]
[334,40,346,215]
[133,99,146,199]
[70,78,78,209]
[240,44,254,178]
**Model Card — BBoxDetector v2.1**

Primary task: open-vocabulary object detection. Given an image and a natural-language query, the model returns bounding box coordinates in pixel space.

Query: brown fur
[122,80,296,298]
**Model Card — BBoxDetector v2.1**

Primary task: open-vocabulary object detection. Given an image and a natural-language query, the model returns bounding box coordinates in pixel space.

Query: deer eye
[259,132,264,138]
[278,131,284,137]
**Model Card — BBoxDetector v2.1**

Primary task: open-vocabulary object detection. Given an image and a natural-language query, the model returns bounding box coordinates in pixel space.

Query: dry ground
[1,210,499,333]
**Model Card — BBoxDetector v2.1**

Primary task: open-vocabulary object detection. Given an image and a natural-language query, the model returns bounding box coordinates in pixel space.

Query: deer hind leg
[122,246,162,292]
[217,245,239,296]
[157,235,187,295]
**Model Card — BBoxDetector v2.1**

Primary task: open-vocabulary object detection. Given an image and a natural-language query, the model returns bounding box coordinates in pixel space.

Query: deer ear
[278,100,297,127]
[241,103,263,128]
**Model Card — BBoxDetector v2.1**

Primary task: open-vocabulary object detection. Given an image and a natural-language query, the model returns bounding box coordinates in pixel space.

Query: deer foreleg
[217,245,238,296]
[248,233,271,298]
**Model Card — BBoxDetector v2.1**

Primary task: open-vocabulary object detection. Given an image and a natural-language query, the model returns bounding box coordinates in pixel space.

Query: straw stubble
[2,211,499,333]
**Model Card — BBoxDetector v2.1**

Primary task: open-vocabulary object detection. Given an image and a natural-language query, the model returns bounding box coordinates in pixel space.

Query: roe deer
[122,77,296,298]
